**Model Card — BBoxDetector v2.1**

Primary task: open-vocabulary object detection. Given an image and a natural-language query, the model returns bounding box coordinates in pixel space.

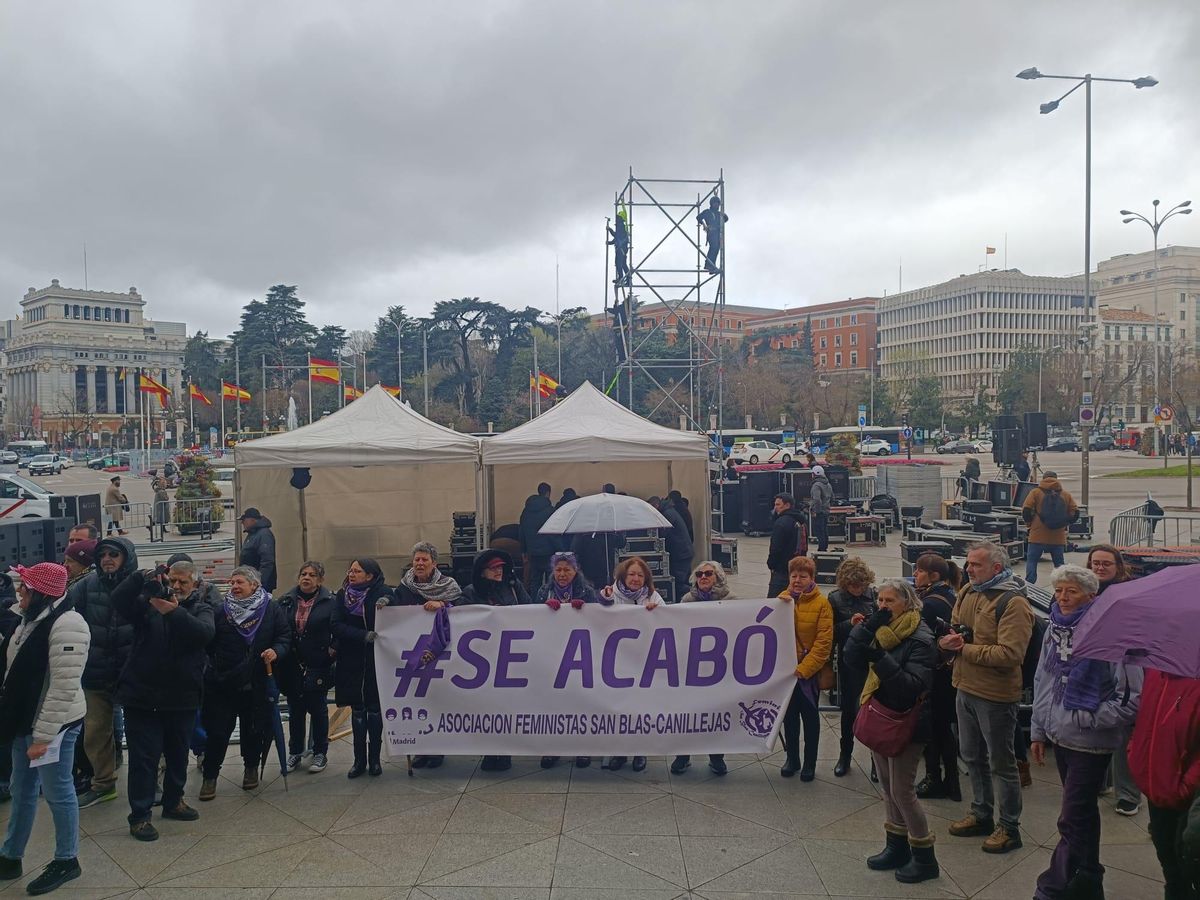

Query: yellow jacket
[779,586,833,679]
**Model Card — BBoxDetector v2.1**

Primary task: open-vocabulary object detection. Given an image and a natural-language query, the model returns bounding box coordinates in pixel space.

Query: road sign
[902,427,913,439]
[858,415,867,427]
[1160,404,1175,423]
[1082,391,1093,406]
[1078,406,1096,425]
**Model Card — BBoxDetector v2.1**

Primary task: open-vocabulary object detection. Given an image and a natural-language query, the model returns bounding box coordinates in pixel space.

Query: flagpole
[533,330,541,416]
[188,378,194,443]
[220,385,226,451]
[235,349,242,433]
[261,354,267,431]
[307,353,313,424]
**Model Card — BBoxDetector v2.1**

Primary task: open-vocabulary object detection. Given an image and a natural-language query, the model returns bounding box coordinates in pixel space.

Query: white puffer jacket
[5,597,90,743]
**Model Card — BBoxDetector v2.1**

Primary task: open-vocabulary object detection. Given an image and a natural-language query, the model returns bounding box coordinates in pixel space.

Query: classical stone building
[3,280,187,445]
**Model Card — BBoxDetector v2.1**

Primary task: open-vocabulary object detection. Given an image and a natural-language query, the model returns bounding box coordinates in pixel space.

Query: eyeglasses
[696,571,717,578]
[1090,561,1115,568]
[97,550,122,559]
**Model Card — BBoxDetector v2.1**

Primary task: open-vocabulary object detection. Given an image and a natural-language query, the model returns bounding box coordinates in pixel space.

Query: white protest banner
[373,600,798,757]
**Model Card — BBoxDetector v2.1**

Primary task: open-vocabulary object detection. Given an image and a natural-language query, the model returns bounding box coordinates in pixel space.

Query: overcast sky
[3,1,1198,336]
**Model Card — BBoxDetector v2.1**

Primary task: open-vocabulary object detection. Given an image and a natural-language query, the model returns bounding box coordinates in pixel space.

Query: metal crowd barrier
[848,475,875,501]
[1109,497,1200,548]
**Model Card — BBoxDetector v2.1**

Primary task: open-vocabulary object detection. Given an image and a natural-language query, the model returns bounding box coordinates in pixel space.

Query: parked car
[729,440,793,465]
[0,451,17,464]
[0,473,55,518]
[87,452,131,470]
[1088,434,1116,451]
[1045,436,1081,452]
[937,439,977,454]
[856,438,892,456]
[16,455,35,469]
[973,439,994,453]
[27,454,70,476]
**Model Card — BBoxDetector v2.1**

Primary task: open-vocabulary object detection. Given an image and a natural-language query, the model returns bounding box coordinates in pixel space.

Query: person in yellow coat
[777,556,833,781]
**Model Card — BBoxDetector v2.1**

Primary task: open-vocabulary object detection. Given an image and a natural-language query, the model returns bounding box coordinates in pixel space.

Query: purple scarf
[1047,602,1111,712]
[223,586,270,645]
[550,577,575,601]
[343,581,370,616]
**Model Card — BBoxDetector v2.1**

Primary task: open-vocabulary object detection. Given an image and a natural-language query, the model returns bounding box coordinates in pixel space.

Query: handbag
[853,695,922,758]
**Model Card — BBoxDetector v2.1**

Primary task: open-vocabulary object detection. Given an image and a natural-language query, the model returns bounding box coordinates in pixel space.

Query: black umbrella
[260,661,289,791]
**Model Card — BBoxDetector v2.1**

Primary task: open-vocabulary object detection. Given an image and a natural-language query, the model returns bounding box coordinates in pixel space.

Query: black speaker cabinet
[18,520,45,565]
[42,517,73,565]
[993,428,1024,466]
[994,415,1020,433]
[741,472,779,535]
[1023,412,1048,449]
[822,465,851,504]
[0,522,19,568]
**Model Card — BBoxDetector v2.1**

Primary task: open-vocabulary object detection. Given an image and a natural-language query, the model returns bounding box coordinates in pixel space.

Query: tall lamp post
[1017,65,1158,507]
[393,319,404,402]
[1120,199,1193,466]
[1037,344,1064,412]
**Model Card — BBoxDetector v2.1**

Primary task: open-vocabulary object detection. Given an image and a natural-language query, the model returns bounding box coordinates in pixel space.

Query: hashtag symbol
[394,643,448,698]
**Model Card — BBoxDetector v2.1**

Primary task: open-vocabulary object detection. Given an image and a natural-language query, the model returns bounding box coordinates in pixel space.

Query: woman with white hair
[672,561,739,777]
[1030,564,1142,900]
[393,542,462,610]
[199,566,291,801]
[843,578,939,884]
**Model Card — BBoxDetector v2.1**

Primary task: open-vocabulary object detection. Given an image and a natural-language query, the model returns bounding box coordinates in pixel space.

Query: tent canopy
[481,381,708,464]
[236,384,480,469]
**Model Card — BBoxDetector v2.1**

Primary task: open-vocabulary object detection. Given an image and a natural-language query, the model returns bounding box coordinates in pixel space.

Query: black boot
[915,775,945,799]
[867,827,911,871]
[606,756,627,771]
[833,738,853,777]
[780,715,800,777]
[942,770,962,802]
[347,712,367,779]
[1062,869,1105,899]
[708,754,727,776]
[895,839,939,884]
[780,756,801,777]
[366,712,383,776]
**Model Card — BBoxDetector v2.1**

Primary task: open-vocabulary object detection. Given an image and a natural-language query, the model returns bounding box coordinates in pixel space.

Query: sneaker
[25,858,81,895]
[982,825,1023,854]
[308,753,328,773]
[286,754,303,772]
[162,801,200,821]
[670,755,691,775]
[1115,799,1140,817]
[77,788,118,809]
[198,778,217,801]
[0,854,21,880]
[130,820,159,842]
[949,813,995,837]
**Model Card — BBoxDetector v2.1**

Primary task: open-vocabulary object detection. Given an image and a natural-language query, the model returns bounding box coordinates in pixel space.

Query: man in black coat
[238,508,277,593]
[111,561,216,841]
[667,490,694,541]
[651,496,694,601]
[767,493,805,596]
[69,536,138,809]
[518,484,557,589]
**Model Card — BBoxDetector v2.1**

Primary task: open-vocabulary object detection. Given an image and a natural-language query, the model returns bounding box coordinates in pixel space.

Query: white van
[0,473,54,518]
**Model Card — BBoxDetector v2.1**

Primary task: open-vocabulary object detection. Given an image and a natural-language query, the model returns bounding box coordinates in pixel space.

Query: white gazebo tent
[481,381,710,560]
[234,385,481,584]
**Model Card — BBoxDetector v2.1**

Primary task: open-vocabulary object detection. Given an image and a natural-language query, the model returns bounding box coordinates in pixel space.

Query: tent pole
[298,487,309,561]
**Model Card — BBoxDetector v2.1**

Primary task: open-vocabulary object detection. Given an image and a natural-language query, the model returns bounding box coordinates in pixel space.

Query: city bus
[809,425,908,454]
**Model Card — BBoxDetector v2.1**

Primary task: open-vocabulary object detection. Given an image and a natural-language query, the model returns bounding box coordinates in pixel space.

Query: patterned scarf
[400,567,462,605]
[343,581,370,616]
[224,586,270,644]
[550,576,576,601]
[1047,601,1111,712]
[860,609,922,705]
[294,590,318,634]
[611,580,650,605]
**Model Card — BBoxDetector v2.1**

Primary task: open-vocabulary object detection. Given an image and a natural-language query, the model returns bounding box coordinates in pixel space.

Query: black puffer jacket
[111,572,216,711]
[767,509,805,573]
[276,586,336,697]
[68,537,138,691]
[843,613,937,743]
[205,594,291,693]
[518,495,557,558]
[330,578,394,708]
[460,550,532,606]
[660,503,694,563]
[239,517,277,593]
[829,586,879,654]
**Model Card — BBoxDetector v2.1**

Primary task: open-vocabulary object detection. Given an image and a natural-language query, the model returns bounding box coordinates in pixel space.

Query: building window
[104,308,112,322]
[834,335,842,347]
[1182,292,1188,305]
[63,304,69,318]
[736,320,742,329]
[83,307,90,320]
[850,314,858,324]
[834,352,842,367]
[790,339,798,349]
[851,351,858,367]
[73,304,80,319]
[850,332,858,345]
[1182,311,1187,321]
[820,354,827,367]
[820,337,827,349]
[93,306,100,320]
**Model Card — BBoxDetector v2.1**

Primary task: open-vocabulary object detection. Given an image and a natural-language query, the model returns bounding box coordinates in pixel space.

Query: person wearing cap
[237,508,277,594]
[0,562,91,895]
[67,537,138,811]
[108,559,215,841]
[810,465,834,552]
[63,540,96,589]
[104,476,129,537]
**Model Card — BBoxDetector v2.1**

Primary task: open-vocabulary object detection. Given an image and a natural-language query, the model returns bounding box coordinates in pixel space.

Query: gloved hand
[864,643,885,662]
[376,597,389,609]
[365,631,377,643]
[864,607,893,632]
[545,598,562,611]
[570,598,586,610]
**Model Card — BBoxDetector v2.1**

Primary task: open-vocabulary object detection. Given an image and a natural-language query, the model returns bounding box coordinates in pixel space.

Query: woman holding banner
[672,561,740,777]
[331,559,394,779]
[393,543,462,610]
[600,557,663,773]
[778,556,833,782]
[539,552,604,770]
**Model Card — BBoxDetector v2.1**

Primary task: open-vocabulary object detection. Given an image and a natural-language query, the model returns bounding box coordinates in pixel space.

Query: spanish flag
[189,383,213,406]
[138,374,170,396]
[222,381,251,403]
[381,385,401,398]
[309,357,340,385]
[344,385,364,402]
[530,371,559,399]
[985,246,996,255]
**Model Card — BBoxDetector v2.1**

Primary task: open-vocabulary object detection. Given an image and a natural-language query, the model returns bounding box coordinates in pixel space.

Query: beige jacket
[950,580,1034,704]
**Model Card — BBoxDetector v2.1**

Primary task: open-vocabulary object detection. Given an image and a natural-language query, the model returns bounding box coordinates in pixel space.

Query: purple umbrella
[1070,564,1200,679]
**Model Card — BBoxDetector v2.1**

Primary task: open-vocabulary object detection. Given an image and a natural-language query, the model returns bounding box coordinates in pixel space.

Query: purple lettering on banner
[554,630,594,689]
[732,608,778,685]
[495,630,534,688]
[685,626,728,687]
[450,630,491,689]
[600,628,639,688]
[639,628,680,688]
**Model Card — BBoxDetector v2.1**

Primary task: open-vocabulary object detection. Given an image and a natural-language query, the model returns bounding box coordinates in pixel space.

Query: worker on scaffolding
[608,204,631,288]
[697,196,727,275]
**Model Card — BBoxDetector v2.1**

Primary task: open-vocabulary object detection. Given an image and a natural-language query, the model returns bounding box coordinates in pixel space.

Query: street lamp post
[1037,344,1065,412]
[1017,65,1158,507]
[1120,199,1193,467]
[393,319,404,402]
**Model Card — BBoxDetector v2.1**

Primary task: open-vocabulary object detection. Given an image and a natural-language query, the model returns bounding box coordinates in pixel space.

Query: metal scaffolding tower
[607,170,727,438]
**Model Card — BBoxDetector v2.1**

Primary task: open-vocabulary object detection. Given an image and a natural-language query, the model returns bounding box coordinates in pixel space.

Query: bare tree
[53,390,101,448]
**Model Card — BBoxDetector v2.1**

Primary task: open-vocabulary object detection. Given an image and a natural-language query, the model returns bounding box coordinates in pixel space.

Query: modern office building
[1095,245,1200,354]
[876,269,1086,402]
[3,280,187,444]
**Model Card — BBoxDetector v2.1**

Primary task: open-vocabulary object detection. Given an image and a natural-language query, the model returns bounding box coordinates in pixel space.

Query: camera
[950,623,974,644]
[144,564,172,600]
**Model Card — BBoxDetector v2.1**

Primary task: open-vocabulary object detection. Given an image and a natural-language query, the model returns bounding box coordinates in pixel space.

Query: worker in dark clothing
[650,496,693,601]
[667,491,694,541]
[608,208,630,287]
[696,197,728,275]
[237,508,277,594]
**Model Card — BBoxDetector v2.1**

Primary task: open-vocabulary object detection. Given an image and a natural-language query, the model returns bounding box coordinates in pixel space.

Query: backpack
[1037,489,1071,530]
[994,591,1046,690]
